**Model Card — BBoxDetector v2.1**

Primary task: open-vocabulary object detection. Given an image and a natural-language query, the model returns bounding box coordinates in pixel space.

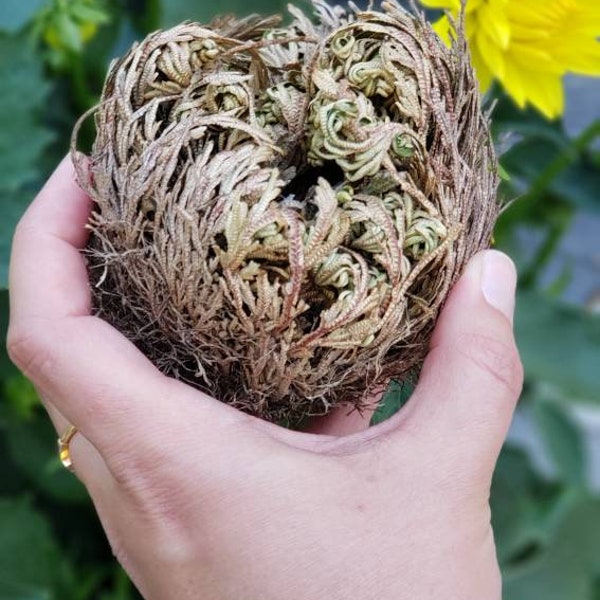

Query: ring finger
[39,389,114,492]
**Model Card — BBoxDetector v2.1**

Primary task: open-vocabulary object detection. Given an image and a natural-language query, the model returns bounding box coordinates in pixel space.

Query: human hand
[8,156,522,600]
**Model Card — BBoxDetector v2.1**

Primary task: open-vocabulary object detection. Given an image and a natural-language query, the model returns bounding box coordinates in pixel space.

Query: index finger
[9,154,93,323]
[7,155,243,461]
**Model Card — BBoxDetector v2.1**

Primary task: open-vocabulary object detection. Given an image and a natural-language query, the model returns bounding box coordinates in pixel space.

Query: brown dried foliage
[73,0,499,422]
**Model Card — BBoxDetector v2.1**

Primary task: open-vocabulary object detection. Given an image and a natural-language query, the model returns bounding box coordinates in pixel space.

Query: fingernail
[481,250,517,323]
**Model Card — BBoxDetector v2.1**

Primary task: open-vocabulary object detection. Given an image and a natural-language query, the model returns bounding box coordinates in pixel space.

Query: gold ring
[57,425,78,472]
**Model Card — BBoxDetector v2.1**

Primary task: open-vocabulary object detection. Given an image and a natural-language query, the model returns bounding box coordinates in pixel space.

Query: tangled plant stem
[74,1,499,422]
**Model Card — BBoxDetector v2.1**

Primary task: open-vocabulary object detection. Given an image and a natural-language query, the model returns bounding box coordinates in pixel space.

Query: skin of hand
[8,156,523,600]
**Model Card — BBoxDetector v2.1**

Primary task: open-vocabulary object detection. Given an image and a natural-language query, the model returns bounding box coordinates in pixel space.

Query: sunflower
[420,0,600,119]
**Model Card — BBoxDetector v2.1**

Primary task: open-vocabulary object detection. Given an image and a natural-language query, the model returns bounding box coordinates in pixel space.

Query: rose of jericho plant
[73,0,499,423]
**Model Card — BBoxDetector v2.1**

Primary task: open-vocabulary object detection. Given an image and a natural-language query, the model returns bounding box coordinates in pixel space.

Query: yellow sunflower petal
[499,59,528,108]
[419,0,486,16]
[509,22,551,43]
[431,15,454,46]
[557,8,600,36]
[418,0,460,10]
[522,71,564,119]
[509,42,564,75]
[465,0,487,14]
[552,39,600,75]
[477,0,511,48]
[470,42,494,91]
[474,28,506,78]
[506,1,557,28]
[559,47,600,76]
[426,0,598,118]
[502,58,564,118]
[580,0,600,11]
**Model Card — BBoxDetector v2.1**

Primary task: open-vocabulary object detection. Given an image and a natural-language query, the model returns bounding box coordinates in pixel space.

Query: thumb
[403,250,523,477]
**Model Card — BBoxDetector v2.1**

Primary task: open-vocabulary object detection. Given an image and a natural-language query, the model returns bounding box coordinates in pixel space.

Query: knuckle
[11,222,43,255]
[105,431,164,482]
[102,411,181,489]
[11,222,33,245]
[457,333,523,397]
[7,323,55,381]
[106,442,201,544]
[107,438,161,487]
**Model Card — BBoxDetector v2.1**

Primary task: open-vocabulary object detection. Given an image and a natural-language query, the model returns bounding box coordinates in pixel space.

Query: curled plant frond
[73,0,499,423]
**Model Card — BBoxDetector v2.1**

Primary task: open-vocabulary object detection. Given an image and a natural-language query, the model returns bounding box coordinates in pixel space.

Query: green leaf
[3,411,88,504]
[0,496,74,597]
[0,34,54,192]
[497,162,511,181]
[515,291,600,402]
[504,557,589,600]
[491,446,538,564]
[0,0,47,33]
[491,91,568,148]
[593,577,600,600]
[370,379,415,425]
[503,494,600,600]
[550,152,600,211]
[69,2,111,26]
[128,0,161,33]
[501,120,600,212]
[55,10,83,52]
[491,445,561,565]
[0,290,18,378]
[0,33,54,288]
[532,399,586,486]
[98,567,139,600]
[0,188,35,289]
[161,0,288,27]
[3,374,41,420]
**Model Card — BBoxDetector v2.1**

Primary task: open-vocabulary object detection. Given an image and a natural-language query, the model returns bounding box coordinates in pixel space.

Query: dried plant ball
[74,0,499,422]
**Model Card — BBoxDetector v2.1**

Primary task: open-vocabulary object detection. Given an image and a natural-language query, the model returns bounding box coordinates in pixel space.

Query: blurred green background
[0,0,599,598]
